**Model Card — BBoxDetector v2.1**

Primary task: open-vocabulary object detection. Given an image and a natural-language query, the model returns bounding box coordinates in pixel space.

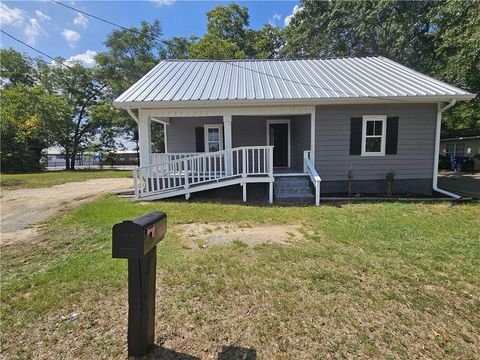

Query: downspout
[432,99,462,199]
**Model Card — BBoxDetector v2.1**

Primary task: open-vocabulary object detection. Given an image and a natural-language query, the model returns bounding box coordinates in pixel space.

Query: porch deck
[132,147,321,205]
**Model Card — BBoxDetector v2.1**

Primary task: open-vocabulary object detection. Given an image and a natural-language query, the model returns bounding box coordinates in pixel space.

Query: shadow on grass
[148,345,256,359]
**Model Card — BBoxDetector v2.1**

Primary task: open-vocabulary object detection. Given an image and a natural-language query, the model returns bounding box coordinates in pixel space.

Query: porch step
[274,176,314,204]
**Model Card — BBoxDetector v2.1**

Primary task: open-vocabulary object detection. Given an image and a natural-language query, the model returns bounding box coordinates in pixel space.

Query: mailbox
[112,211,167,358]
[112,211,167,259]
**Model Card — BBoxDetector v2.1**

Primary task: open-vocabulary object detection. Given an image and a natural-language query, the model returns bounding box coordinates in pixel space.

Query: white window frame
[361,115,387,156]
[266,119,291,168]
[204,124,223,153]
[446,142,465,157]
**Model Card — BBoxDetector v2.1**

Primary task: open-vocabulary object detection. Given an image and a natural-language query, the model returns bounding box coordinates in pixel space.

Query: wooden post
[223,114,233,175]
[127,247,156,357]
[138,114,152,167]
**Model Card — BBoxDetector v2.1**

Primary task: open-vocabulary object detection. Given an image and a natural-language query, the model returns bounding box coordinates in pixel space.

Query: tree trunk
[65,149,71,170]
[70,151,76,170]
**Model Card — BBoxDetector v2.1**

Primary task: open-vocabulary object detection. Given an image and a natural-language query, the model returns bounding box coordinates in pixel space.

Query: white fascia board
[113,94,476,110]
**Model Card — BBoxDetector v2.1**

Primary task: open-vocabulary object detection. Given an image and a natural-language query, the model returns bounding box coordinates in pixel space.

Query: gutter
[432,99,462,199]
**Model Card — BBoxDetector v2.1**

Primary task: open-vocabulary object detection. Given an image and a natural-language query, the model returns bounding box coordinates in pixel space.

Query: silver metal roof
[114,57,474,106]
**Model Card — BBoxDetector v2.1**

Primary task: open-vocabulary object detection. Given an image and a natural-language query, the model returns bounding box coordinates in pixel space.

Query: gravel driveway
[0,178,132,245]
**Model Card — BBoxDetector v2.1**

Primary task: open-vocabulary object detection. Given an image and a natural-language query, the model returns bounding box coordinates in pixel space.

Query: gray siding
[167,115,310,170]
[315,103,437,181]
[166,116,222,153]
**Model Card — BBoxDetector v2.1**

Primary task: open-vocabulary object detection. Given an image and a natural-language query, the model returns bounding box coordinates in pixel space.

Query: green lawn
[0,170,131,190]
[1,198,479,359]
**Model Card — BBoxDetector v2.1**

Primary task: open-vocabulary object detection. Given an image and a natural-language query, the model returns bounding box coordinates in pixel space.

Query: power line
[51,1,360,98]
[50,1,410,102]
[1,29,75,70]
[52,0,135,33]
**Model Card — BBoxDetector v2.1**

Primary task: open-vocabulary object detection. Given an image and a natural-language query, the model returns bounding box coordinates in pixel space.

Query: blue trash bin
[450,156,471,172]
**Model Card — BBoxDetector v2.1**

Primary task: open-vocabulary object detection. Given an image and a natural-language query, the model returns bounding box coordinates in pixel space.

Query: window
[361,115,386,156]
[204,125,223,152]
[446,142,465,157]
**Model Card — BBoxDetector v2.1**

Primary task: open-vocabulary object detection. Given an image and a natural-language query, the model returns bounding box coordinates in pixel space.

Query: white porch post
[223,114,233,175]
[310,108,316,165]
[138,114,152,167]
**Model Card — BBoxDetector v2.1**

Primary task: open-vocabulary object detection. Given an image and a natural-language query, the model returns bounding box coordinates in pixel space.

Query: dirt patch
[175,222,304,247]
[0,178,132,246]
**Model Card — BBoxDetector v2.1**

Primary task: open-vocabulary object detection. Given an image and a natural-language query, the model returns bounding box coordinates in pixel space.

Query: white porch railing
[134,146,273,200]
[304,150,321,206]
[150,152,200,164]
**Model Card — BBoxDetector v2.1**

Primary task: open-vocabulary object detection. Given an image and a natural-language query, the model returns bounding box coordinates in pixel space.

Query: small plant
[385,170,395,196]
[347,167,354,197]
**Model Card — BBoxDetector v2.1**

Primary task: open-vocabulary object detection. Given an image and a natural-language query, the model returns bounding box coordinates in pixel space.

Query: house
[113,57,475,204]
[441,128,480,158]
[440,128,480,172]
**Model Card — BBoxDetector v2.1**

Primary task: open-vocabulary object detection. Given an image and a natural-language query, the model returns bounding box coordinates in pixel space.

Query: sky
[1,0,300,67]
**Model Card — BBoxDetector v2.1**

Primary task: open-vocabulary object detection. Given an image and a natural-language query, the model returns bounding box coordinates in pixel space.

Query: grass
[1,198,479,359]
[0,170,130,190]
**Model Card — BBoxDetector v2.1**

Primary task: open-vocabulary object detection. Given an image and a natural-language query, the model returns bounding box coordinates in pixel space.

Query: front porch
[133,106,321,205]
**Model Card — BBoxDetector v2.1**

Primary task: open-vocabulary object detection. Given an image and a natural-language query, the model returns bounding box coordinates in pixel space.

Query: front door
[269,123,289,167]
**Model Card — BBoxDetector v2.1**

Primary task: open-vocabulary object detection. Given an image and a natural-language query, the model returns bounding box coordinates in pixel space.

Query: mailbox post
[112,211,167,358]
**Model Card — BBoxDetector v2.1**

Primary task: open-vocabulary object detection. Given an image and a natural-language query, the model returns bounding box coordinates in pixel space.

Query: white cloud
[0,3,26,26]
[151,0,176,6]
[61,29,81,47]
[73,12,88,28]
[25,18,46,45]
[35,10,51,22]
[66,50,97,67]
[273,14,281,21]
[284,5,302,26]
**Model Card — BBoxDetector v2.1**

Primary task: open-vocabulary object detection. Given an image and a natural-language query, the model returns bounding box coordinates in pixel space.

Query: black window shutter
[386,117,399,155]
[350,117,362,155]
[195,127,205,152]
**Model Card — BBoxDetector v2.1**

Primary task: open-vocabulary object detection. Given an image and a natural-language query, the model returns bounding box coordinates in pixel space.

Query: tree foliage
[282,0,479,129]
[0,49,36,88]
[0,85,69,172]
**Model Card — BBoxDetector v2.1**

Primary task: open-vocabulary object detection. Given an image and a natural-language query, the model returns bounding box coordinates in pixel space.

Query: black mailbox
[112,211,167,358]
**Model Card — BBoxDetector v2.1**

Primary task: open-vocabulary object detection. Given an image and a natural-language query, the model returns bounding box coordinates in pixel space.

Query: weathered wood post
[112,212,167,358]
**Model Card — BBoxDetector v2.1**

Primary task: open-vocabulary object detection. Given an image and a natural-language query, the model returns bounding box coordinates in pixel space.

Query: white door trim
[266,119,291,168]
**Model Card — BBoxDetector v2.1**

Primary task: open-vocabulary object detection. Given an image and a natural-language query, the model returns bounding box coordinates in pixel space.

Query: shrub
[386,170,395,196]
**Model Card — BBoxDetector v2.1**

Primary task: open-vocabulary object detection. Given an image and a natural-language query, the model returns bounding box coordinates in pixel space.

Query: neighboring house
[440,128,480,158]
[113,57,475,204]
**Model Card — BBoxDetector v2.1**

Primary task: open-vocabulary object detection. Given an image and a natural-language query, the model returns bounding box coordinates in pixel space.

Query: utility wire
[1,29,75,70]
[49,0,360,97]
[50,1,414,102]
[52,0,135,33]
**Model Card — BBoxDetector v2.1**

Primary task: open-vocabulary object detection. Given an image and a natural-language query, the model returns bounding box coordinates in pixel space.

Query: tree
[161,36,196,59]
[433,0,480,129]
[38,60,109,169]
[282,0,437,72]
[252,24,284,59]
[0,48,36,88]
[96,20,164,96]
[282,0,479,129]
[96,20,166,160]
[189,33,247,59]
[189,3,252,59]
[0,85,69,172]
